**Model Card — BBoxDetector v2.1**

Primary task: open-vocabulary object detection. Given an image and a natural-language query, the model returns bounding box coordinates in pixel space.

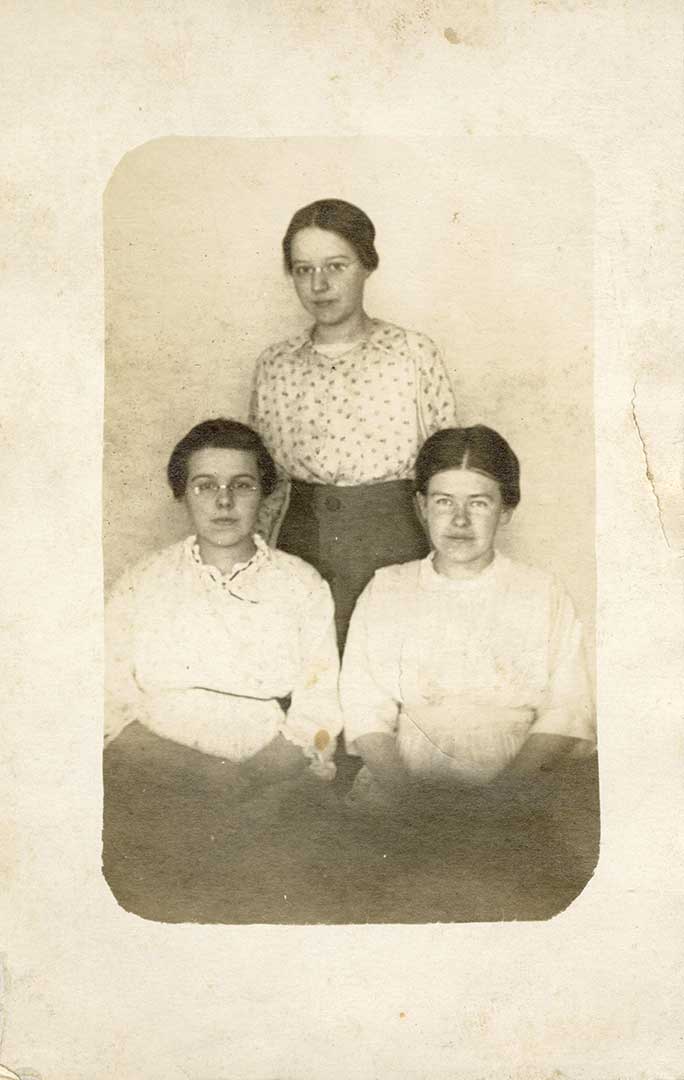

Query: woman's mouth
[212,517,238,525]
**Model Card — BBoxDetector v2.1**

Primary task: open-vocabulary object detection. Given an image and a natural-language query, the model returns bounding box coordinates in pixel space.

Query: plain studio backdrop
[104,135,594,666]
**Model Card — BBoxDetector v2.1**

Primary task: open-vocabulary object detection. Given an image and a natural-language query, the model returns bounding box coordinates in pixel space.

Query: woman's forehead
[427,467,500,495]
[291,226,356,262]
[187,446,258,477]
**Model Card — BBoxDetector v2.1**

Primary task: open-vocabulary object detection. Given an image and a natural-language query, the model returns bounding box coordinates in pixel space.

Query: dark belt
[289,478,416,515]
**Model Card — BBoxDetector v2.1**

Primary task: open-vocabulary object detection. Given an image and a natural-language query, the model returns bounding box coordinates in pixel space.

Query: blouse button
[325,495,341,512]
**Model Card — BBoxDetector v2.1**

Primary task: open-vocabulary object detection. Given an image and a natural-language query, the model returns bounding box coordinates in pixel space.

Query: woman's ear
[499,506,514,527]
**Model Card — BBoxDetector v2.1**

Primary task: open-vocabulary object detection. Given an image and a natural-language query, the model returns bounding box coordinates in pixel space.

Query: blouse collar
[419,549,504,592]
[289,319,399,357]
[184,533,271,602]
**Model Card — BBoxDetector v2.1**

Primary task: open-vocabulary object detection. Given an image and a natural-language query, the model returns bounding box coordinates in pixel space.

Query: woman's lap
[102,726,598,922]
[102,724,344,921]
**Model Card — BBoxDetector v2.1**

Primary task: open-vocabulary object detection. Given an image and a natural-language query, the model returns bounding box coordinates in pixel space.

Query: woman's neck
[432,548,496,580]
[312,310,372,346]
[196,535,257,576]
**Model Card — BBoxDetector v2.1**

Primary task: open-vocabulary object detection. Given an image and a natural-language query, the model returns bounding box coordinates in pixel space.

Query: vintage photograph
[102,136,599,923]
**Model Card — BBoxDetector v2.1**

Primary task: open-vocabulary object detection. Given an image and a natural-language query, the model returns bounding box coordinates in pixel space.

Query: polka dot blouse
[249,319,458,486]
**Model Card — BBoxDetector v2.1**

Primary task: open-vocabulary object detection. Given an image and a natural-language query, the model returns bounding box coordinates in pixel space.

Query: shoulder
[256,331,310,368]
[497,554,574,611]
[267,548,332,600]
[364,559,423,601]
[497,553,556,595]
[108,540,188,600]
[370,320,439,353]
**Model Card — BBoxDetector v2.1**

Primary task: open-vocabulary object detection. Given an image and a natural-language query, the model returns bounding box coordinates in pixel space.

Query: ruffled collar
[184,533,271,602]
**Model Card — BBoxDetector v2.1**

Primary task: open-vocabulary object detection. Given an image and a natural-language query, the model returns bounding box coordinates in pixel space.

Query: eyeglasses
[189,479,260,500]
[292,260,359,279]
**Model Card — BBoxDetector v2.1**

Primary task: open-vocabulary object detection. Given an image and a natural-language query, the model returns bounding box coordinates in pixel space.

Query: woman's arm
[524,579,596,751]
[498,732,579,780]
[280,572,342,778]
[104,570,149,745]
[340,579,407,788]
[487,580,595,793]
[412,332,459,439]
[353,732,416,794]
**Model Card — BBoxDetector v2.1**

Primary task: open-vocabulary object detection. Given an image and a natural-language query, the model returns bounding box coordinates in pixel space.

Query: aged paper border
[3,3,683,1078]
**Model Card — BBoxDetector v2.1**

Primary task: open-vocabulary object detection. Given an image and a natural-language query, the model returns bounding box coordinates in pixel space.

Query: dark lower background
[103,724,599,925]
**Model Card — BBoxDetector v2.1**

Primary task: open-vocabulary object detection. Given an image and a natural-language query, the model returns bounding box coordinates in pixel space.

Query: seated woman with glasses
[341,425,596,818]
[105,417,341,782]
[249,198,458,651]
[103,419,343,918]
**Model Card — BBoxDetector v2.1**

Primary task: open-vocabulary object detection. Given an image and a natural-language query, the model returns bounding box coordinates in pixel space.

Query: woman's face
[290,227,371,328]
[417,468,512,578]
[184,447,262,556]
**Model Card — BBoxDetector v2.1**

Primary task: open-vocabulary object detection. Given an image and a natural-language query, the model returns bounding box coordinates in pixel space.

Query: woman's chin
[433,545,494,576]
[311,305,339,322]
[203,527,252,549]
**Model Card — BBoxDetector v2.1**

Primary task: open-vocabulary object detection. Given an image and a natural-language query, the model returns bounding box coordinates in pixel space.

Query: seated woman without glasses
[341,425,596,815]
[105,419,341,831]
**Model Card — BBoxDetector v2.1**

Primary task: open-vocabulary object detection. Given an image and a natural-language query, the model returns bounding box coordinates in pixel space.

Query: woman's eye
[196,481,216,494]
[328,263,346,273]
[294,266,311,277]
[234,481,254,492]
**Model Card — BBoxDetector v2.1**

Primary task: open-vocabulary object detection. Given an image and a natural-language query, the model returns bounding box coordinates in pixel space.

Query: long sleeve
[279,573,342,774]
[411,333,458,440]
[340,578,401,754]
[528,579,596,748]
[104,569,149,745]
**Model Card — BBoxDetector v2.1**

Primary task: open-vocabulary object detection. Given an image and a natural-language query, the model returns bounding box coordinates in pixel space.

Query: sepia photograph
[102,136,598,923]
[4,3,683,1077]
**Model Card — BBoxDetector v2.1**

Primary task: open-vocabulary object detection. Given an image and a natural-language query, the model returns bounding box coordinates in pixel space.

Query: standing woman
[250,198,458,647]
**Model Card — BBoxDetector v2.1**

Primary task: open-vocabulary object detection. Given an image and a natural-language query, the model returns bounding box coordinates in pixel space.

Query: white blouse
[249,319,457,486]
[105,535,342,770]
[341,552,595,784]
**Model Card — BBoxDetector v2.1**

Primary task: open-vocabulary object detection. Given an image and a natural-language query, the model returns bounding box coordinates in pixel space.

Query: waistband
[289,478,416,511]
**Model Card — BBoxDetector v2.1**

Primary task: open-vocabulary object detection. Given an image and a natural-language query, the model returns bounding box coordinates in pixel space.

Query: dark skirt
[102,724,600,924]
[277,478,429,649]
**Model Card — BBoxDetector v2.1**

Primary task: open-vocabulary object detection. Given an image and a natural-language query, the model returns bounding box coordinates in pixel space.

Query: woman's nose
[310,267,329,293]
[216,485,234,507]
[451,503,470,525]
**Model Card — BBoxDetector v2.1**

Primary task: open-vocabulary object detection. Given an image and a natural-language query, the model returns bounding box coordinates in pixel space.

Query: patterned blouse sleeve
[104,568,149,745]
[412,333,458,439]
[528,578,596,749]
[248,346,291,545]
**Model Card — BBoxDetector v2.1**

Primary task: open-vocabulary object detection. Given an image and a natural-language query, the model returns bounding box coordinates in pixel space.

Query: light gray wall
[104,136,594,662]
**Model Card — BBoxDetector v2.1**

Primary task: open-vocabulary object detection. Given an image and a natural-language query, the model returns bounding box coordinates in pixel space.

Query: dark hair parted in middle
[167,418,278,500]
[282,199,380,274]
[415,426,521,508]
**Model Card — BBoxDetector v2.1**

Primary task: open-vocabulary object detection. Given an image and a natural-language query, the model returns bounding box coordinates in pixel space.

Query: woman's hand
[243,733,308,786]
[354,732,414,795]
